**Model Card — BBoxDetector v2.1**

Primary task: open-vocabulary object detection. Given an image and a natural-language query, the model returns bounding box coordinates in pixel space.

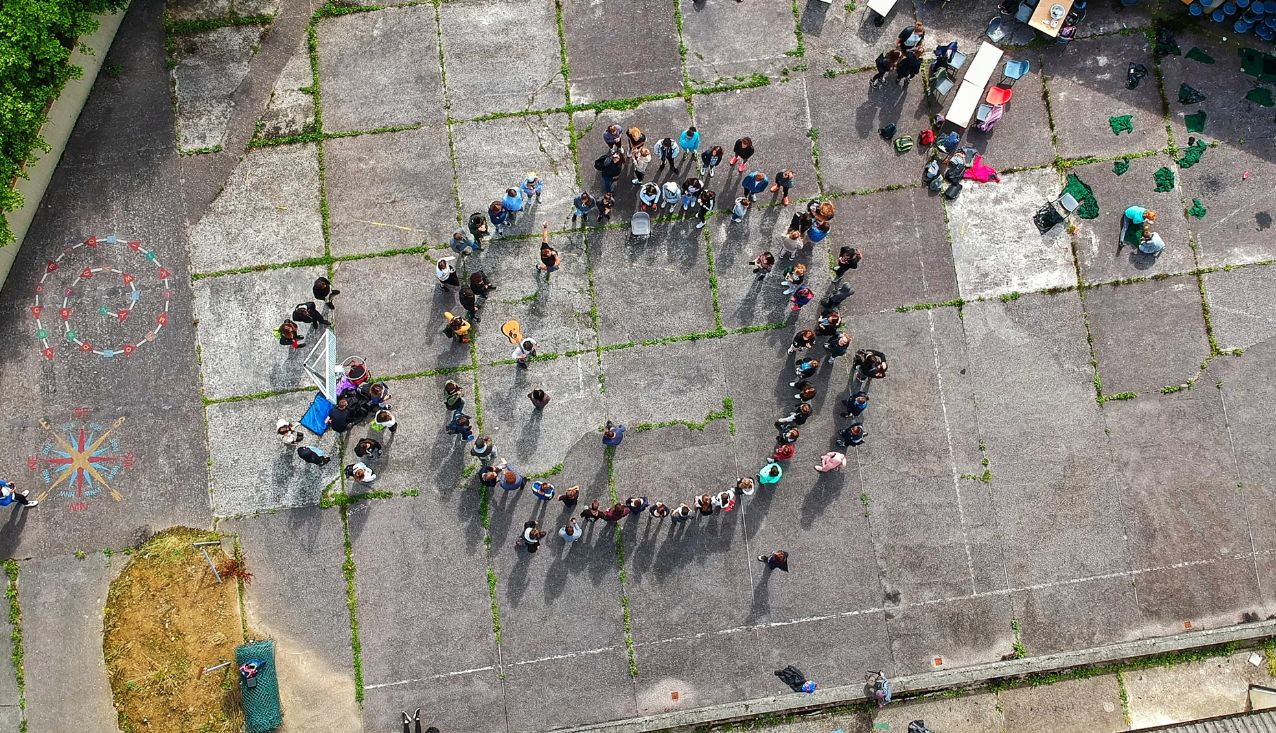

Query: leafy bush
[0,0,129,246]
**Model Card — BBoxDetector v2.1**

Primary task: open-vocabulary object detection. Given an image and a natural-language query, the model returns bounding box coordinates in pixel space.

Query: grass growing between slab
[103,528,244,733]
[339,506,365,702]
[4,561,25,732]
[604,447,639,676]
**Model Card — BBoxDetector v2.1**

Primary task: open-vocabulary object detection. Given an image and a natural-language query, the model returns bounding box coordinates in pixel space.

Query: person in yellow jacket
[443,311,471,344]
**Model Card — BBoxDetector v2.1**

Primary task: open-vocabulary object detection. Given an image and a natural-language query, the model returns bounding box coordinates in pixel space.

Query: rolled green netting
[237,641,283,733]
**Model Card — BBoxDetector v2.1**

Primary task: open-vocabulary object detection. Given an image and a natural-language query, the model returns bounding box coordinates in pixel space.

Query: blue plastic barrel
[1258,23,1274,37]
[1224,2,1237,13]
[1266,0,1276,11]
[1212,8,1226,19]
[1234,18,1251,30]
[1190,2,1204,13]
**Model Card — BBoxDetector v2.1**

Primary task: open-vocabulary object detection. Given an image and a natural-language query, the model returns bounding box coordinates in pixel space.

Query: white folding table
[945,80,984,129]
[964,42,1005,87]
[867,0,898,19]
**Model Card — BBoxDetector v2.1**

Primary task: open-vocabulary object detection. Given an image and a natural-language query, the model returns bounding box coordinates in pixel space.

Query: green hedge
[0,0,129,247]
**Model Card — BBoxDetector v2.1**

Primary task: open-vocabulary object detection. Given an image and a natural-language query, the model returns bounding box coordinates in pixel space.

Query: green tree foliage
[0,0,129,245]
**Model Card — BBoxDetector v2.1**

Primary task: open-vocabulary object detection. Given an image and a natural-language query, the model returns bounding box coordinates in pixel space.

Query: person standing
[371,409,398,434]
[326,397,354,433]
[639,182,661,212]
[758,461,783,485]
[471,435,496,462]
[826,332,852,361]
[790,285,815,313]
[499,468,525,492]
[443,380,465,413]
[528,389,551,409]
[600,502,630,522]
[655,136,681,174]
[625,496,650,515]
[782,263,807,295]
[680,176,703,212]
[443,313,472,344]
[649,501,671,518]
[729,137,755,174]
[897,21,926,51]
[501,187,525,226]
[625,126,647,155]
[459,286,481,323]
[346,462,378,484]
[660,181,682,211]
[630,145,652,185]
[678,126,701,163]
[596,151,623,193]
[843,391,869,418]
[581,499,604,522]
[854,348,888,381]
[791,357,820,384]
[0,480,37,509]
[572,191,595,225]
[731,196,751,222]
[779,229,803,260]
[807,221,830,246]
[670,503,693,522]
[700,144,725,178]
[694,190,716,229]
[450,228,480,256]
[597,192,616,224]
[520,520,547,553]
[538,224,560,276]
[435,257,460,289]
[770,169,795,206]
[757,550,790,571]
[276,419,305,446]
[488,201,510,237]
[520,172,543,209]
[446,412,475,442]
[815,451,847,473]
[469,270,497,299]
[736,477,756,497]
[469,211,492,249]
[312,276,339,309]
[871,49,903,89]
[292,301,330,328]
[742,171,770,202]
[775,403,812,428]
[837,423,867,447]
[559,516,583,543]
[834,247,862,279]
[513,338,538,369]
[602,421,625,447]
[603,124,624,153]
[896,48,923,87]
[752,251,776,281]
[817,309,841,336]
[354,437,382,462]
[787,329,815,355]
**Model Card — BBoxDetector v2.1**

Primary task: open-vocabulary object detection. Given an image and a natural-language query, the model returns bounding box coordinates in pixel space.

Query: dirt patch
[103,527,245,733]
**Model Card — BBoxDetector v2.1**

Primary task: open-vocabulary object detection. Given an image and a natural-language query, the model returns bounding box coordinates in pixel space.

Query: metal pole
[193,540,223,583]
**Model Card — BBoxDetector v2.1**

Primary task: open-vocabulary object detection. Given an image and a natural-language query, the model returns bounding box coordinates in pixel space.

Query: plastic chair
[1002,59,1030,86]
[630,211,651,242]
[949,49,969,71]
[929,67,956,100]
[975,103,1004,132]
[986,17,1010,42]
[1059,193,1080,214]
[1016,0,1036,22]
[986,85,1013,105]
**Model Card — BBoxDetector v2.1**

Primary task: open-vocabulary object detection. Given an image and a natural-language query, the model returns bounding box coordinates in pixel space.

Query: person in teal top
[678,126,701,162]
[1120,206,1156,246]
[758,461,783,485]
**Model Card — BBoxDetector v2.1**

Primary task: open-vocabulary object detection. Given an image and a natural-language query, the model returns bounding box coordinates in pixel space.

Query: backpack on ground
[593,153,608,171]
[893,136,914,153]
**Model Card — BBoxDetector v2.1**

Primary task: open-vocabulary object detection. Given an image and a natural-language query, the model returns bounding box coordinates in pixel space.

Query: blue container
[1190,2,1204,13]
[1249,4,1266,15]
[1234,18,1251,30]
[1258,23,1274,38]
[1224,2,1237,14]
[1267,0,1276,11]
[1212,8,1227,20]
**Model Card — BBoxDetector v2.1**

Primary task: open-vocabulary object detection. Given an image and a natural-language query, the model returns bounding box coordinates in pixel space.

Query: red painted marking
[70,502,88,512]
[122,344,135,356]
[116,309,129,322]
[122,273,135,285]
[58,307,71,321]
[25,456,37,471]
[73,407,90,419]
[45,261,59,273]
[127,240,141,251]
[162,290,173,299]
[63,288,74,297]
[670,691,679,701]
[79,342,93,353]
[34,285,44,294]
[29,305,42,318]
[80,267,93,279]
[1184,621,1193,630]
[157,267,170,279]
[44,457,71,465]
[41,348,55,361]
[84,236,97,247]
[122,453,135,469]
[156,313,168,326]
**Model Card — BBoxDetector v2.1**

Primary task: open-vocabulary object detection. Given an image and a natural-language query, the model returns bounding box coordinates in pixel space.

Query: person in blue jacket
[742,171,770,202]
[678,126,701,163]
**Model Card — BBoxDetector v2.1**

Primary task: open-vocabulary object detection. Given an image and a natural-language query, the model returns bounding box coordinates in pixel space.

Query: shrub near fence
[0,0,129,247]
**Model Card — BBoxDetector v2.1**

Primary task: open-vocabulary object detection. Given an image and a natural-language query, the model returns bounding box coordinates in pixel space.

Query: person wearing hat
[276,419,305,446]
[520,172,543,208]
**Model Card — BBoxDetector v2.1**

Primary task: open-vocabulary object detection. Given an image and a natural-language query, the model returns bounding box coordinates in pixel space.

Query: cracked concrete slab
[256,37,315,141]
[1084,275,1212,395]
[171,25,264,151]
[188,143,324,273]
[1180,142,1276,268]
[560,0,682,104]
[681,0,800,85]
[1205,265,1276,352]
[947,167,1074,299]
[316,5,446,132]
[439,0,566,120]
[800,0,917,72]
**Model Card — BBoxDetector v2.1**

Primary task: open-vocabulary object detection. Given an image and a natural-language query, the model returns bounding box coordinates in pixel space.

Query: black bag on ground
[879,122,897,140]
[908,722,933,733]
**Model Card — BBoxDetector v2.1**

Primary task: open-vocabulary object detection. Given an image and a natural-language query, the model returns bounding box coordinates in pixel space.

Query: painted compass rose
[27,410,132,511]
[30,234,172,360]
